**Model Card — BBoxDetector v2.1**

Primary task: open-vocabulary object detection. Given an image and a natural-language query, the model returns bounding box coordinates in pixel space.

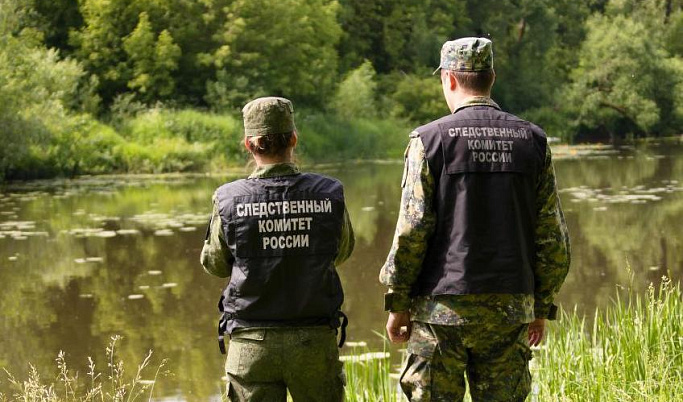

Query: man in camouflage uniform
[202,97,354,401]
[380,38,571,401]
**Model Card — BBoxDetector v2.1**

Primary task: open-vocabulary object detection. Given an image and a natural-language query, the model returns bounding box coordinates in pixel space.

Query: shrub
[389,73,447,125]
[296,112,409,162]
[45,115,126,176]
[332,61,378,120]
[117,138,210,173]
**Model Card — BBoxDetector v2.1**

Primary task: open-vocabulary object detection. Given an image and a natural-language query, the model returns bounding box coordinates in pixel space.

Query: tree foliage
[0,0,88,179]
[208,0,342,109]
[337,0,469,74]
[123,12,181,102]
[564,5,683,140]
[2,0,683,180]
[332,61,378,119]
[389,74,446,124]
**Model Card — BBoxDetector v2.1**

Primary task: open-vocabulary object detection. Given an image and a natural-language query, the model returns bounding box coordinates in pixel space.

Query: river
[1,141,681,400]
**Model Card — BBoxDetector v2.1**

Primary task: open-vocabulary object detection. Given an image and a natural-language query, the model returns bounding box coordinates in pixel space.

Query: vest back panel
[416,105,547,296]
[215,172,345,332]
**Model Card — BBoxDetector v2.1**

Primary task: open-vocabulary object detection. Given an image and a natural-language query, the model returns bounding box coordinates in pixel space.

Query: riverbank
[1,108,411,182]
[3,103,680,183]
[2,279,680,401]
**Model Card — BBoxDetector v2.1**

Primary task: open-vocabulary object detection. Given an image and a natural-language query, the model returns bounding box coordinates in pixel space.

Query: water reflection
[0,143,681,400]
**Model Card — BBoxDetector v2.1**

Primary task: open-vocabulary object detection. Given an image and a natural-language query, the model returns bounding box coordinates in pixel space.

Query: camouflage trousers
[225,326,345,402]
[400,321,532,402]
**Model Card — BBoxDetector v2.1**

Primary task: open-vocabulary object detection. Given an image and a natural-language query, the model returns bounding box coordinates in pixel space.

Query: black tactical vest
[414,104,547,296]
[214,172,345,334]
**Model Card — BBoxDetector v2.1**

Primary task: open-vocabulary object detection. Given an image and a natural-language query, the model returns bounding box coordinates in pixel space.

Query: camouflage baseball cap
[242,97,295,137]
[433,37,493,74]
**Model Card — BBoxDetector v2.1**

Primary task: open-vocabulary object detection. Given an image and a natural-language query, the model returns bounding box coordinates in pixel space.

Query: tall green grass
[534,277,683,401]
[343,278,683,401]
[296,112,409,162]
[341,338,400,402]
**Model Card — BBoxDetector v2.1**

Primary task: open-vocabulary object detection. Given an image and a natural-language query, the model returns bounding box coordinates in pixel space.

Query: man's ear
[243,136,251,152]
[449,72,457,91]
[290,131,298,148]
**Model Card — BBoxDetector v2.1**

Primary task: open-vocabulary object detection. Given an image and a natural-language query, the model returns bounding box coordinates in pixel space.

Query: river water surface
[1,142,681,399]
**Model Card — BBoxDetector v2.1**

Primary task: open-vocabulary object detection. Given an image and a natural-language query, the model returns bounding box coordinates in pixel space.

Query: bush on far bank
[1,107,412,182]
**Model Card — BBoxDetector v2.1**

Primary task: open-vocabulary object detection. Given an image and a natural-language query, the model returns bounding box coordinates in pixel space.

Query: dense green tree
[70,0,141,103]
[563,13,683,140]
[123,13,181,103]
[0,0,89,180]
[666,10,683,56]
[332,60,378,119]
[142,0,230,105]
[207,0,341,110]
[337,0,469,74]
[32,0,83,51]
[389,73,446,124]
[71,0,223,106]
[454,0,560,113]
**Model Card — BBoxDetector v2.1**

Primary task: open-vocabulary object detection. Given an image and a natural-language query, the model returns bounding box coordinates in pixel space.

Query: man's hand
[386,311,412,343]
[528,318,546,347]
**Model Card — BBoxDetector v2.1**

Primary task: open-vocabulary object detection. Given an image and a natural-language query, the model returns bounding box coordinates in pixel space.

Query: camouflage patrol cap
[242,97,295,137]
[433,37,494,74]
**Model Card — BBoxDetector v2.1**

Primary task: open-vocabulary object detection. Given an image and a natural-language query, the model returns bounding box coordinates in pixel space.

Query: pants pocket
[512,339,532,399]
[225,329,268,378]
[400,322,438,402]
[400,353,432,402]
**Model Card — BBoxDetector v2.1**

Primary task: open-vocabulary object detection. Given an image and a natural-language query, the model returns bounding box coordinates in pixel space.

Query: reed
[0,336,166,402]
[533,277,683,401]
[342,278,683,401]
[341,335,401,402]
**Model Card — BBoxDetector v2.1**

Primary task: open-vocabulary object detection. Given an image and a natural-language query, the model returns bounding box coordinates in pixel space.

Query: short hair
[246,131,294,157]
[451,69,495,94]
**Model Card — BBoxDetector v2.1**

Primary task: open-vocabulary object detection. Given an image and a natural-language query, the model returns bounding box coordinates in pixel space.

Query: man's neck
[252,154,291,167]
[448,91,491,113]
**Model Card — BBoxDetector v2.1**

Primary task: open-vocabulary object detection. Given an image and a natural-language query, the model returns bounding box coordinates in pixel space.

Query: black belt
[217,309,349,354]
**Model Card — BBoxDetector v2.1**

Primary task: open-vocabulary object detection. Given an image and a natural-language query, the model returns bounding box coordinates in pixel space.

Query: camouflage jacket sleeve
[335,207,355,267]
[379,135,436,312]
[200,197,233,278]
[533,145,571,319]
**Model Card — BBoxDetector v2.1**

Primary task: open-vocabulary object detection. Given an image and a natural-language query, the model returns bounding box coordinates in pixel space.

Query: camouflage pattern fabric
[225,327,345,402]
[242,96,296,137]
[411,294,535,326]
[453,96,500,113]
[379,96,571,322]
[379,129,437,313]
[433,37,493,74]
[400,321,531,402]
[532,147,572,318]
[200,197,232,278]
[200,163,355,278]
